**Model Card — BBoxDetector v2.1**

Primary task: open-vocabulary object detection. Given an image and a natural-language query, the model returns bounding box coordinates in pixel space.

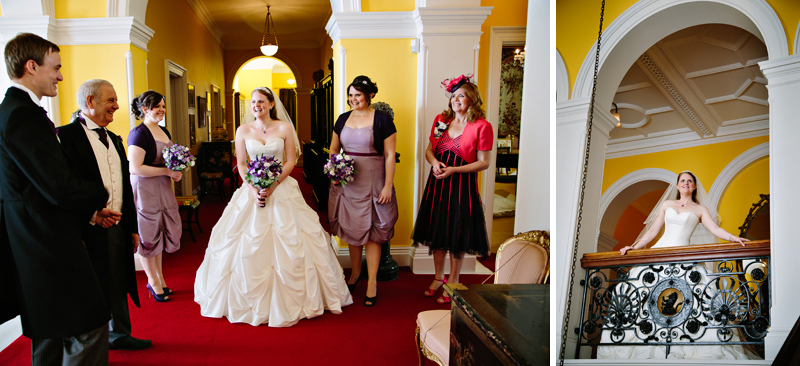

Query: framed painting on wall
[188,83,195,109]
[189,112,196,147]
[197,96,207,128]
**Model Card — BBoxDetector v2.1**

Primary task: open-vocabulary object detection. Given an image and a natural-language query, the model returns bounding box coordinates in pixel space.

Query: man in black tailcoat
[57,79,151,351]
[0,33,119,365]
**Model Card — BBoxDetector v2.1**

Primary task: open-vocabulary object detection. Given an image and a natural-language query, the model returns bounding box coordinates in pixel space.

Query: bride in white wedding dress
[194,87,352,327]
[598,171,757,359]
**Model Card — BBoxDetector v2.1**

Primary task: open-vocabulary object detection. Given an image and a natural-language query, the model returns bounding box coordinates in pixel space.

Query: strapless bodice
[651,207,700,248]
[245,138,284,161]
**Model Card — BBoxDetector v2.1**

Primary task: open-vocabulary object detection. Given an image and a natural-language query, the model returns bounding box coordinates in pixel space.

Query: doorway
[165,60,191,195]
[486,26,526,253]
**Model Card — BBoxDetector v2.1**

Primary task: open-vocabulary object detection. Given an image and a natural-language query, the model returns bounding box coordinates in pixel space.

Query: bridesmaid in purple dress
[328,76,398,307]
[127,90,182,302]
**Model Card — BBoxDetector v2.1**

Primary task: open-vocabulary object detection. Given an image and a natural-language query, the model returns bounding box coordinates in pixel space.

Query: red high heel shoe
[423,277,447,297]
[437,293,451,304]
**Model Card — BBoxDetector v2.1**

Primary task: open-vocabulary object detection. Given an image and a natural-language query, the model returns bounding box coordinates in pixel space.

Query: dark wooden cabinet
[449,284,549,365]
[305,60,334,210]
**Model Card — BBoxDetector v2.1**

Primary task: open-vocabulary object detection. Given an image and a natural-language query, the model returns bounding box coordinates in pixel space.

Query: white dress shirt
[80,113,124,223]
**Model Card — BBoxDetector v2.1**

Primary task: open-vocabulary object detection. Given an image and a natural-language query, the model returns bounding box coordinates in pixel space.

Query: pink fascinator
[441,74,474,93]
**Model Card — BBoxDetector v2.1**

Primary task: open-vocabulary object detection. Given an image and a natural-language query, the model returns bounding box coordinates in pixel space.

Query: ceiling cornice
[326,11,417,45]
[185,0,224,46]
[639,51,716,137]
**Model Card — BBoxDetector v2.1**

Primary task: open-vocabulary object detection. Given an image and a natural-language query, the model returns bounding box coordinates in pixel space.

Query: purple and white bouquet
[323,152,357,186]
[162,144,196,171]
[245,154,283,189]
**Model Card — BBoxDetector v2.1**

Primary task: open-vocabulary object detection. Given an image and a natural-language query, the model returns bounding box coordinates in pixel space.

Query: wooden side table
[177,196,202,242]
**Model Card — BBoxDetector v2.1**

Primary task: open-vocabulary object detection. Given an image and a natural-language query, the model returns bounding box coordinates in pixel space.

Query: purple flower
[323,152,357,186]
[245,154,282,188]
[162,144,196,171]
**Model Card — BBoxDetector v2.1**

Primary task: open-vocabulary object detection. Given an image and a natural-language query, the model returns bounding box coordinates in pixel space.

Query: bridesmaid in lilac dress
[328,76,398,307]
[127,90,182,302]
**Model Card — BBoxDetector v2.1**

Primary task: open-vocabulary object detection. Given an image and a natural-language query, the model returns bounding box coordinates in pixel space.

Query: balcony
[574,240,771,361]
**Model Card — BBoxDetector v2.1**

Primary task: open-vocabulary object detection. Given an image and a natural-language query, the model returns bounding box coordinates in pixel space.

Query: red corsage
[441,74,474,93]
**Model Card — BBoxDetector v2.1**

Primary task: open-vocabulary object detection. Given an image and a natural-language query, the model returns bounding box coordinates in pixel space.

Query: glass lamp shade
[261,44,278,56]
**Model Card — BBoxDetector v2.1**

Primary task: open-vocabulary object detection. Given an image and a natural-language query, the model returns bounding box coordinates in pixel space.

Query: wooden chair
[198,141,236,201]
[176,196,202,242]
[415,230,550,366]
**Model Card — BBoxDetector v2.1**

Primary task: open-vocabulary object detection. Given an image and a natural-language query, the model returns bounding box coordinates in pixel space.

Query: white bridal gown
[194,138,353,327]
[598,207,757,359]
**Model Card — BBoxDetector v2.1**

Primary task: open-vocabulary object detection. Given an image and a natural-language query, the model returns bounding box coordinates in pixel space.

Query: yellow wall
[717,158,770,233]
[766,0,800,53]
[557,0,800,97]
[145,0,226,145]
[477,0,528,97]
[361,0,414,12]
[272,72,296,90]
[236,69,273,99]
[54,0,105,18]
[337,38,417,247]
[56,44,132,138]
[603,136,770,234]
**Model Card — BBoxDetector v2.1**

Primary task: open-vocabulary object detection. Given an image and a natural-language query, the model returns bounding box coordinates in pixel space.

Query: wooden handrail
[581,240,770,269]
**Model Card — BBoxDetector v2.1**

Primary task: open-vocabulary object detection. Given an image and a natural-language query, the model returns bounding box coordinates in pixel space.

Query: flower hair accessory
[441,74,474,93]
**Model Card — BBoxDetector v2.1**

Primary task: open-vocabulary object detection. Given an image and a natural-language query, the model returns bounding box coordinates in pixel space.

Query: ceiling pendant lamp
[260,5,279,56]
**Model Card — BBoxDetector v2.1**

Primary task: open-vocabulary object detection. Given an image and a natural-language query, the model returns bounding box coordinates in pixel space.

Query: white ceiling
[188,0,333,50]
[608,24,769,157]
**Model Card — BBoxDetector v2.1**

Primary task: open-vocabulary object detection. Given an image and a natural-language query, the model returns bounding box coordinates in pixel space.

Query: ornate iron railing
[576,240,771,358]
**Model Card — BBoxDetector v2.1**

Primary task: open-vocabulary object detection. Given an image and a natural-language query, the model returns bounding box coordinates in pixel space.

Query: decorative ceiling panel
[609,24,769,152]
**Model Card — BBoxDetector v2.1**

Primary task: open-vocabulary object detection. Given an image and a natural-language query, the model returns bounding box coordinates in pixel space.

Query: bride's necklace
[680,199,692,207]
[258,121,276,135]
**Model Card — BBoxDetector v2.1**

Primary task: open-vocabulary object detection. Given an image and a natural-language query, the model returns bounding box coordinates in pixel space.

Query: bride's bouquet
[245,154,283,189]
[324,152,357,186]
[163,144,196,171]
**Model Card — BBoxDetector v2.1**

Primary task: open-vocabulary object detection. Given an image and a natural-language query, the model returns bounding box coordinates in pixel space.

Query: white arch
[598,168,676,221]
[708,142,770,210]
[795,19,800,55]
[556,49,568,102]
[572,0,788,102]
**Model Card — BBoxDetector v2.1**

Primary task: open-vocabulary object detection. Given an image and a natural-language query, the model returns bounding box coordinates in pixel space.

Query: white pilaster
[555,98,615,359]
[409,4,491,274]
[515,0,549,233]
[758,54,800,360]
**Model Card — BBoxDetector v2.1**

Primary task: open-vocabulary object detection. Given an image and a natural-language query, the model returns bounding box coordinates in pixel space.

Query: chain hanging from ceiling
[559,0,605,364]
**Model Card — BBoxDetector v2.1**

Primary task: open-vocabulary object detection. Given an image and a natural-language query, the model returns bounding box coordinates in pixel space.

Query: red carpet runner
[0,168,495,366]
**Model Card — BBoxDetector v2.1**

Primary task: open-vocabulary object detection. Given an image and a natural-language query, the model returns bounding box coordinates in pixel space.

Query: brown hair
[131,90,165,119]
[253,87,279,120]
[675,171,699,203]
[440,82,485,123]
[347,75,378,107]
[4,33,60,79]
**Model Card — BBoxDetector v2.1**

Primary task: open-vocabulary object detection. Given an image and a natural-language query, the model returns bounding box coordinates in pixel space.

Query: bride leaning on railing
[576,171,768,360]
[576,239,771,359]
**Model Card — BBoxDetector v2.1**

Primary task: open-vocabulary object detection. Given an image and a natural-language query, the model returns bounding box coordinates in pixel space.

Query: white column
[759,54,800,360]
[555,98,615,360]
[514,0,548,233]
[410,4,492,274]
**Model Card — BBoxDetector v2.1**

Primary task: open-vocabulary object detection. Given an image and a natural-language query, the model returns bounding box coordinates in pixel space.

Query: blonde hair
[440,82,485,123]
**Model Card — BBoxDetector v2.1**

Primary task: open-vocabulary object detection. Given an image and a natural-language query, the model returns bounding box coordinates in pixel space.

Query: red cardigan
[429,114,494,164]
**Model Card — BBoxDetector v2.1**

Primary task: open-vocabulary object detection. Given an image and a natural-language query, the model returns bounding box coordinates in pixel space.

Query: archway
[232,56,298,129]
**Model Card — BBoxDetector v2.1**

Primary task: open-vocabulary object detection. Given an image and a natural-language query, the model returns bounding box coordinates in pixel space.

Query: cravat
[93,128,109,148]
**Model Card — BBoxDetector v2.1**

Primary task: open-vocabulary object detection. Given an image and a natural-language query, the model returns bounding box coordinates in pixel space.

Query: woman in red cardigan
[412,75,494,303]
